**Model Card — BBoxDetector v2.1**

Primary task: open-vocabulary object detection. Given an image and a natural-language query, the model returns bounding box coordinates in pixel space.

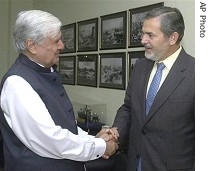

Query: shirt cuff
[90,138,106,160]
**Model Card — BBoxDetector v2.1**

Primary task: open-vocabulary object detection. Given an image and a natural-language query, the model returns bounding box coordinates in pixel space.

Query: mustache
[143,44,152,49]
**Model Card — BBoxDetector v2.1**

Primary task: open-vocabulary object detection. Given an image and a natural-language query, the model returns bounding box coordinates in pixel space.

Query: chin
[56,56,59,61]
[145,54,156,61]
[145,52,152,59]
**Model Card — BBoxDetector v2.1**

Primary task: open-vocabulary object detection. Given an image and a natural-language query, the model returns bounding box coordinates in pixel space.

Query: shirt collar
[156,46,182,70]
[28,57,54,72]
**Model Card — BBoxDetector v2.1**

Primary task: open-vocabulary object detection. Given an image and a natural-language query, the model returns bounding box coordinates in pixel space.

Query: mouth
[145,47,152,52]
[144,44,152,50]
[56,51,60,56]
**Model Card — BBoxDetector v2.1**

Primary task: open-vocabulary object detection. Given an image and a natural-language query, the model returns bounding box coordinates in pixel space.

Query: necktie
[146,62,165,115]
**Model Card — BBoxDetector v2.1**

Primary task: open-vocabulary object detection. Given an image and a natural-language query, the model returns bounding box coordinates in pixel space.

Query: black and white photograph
[78,18,98,52]
[60,23,76,53]
[128,51,145,77]
[100,11,127,50]
[99,53,126,90]
[59,56,76,85]
[129,2,164,47]
[77,54,98,87]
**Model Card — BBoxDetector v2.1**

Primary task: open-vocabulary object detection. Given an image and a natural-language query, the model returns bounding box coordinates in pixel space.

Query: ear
[169,32,179,45]
[25,39,37,54]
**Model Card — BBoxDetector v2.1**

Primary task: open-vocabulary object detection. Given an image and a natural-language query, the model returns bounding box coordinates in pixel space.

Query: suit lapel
[135,60,154,124]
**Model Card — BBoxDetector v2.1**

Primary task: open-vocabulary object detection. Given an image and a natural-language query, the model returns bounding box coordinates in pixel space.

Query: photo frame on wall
[100,11,127,50]
[60,23,76,53]
[77,18,98,52]
[99,52,126,90]
[77,54,98,87]
[129,2,164,48]
[128,51,145,77]
[59,56,76,85]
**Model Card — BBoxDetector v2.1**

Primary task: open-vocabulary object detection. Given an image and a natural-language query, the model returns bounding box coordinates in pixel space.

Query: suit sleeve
[112,69,135,147]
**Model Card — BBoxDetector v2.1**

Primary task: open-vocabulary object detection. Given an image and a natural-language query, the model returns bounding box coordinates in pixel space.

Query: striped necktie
[146,62,165,115]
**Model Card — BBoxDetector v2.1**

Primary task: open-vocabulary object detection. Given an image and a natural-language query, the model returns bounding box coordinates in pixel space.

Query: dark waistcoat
[0,54,85,171]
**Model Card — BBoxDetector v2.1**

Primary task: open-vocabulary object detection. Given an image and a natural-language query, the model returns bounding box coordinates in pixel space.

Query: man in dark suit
[112,6,195,171]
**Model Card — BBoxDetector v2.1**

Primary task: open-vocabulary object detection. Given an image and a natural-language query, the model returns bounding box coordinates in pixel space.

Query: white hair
[13,10,62,53]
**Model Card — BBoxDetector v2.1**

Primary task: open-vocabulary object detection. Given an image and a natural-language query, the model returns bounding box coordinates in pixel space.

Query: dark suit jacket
[0,130,4,168]
[113,48,195,171]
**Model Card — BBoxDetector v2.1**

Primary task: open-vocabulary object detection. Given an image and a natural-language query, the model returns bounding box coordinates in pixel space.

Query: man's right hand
[96,127,119,159]
[103,139,119,159]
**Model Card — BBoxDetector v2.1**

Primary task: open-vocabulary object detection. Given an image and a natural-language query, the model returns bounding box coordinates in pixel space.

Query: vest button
[142,129,146,135]
[52,77,56,81]
[60,92,64,97]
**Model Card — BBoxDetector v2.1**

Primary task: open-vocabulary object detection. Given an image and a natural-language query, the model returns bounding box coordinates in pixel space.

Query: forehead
[49,30,61,38]
[39,31,61,45]
[142,17,161,32]
[46,31,62,41]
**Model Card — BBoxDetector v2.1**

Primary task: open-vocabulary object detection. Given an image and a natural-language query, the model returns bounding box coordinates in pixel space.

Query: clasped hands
[95,127,119,159]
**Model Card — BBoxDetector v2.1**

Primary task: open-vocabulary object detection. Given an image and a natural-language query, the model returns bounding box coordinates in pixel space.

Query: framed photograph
[77,18,98,52]
[59,56,76,85]
[77,54,98,87]
[60,23,76,53]
[129,2,164,47]
[128,51,145,77]
[100,11,127,50]
[99,52,126,90]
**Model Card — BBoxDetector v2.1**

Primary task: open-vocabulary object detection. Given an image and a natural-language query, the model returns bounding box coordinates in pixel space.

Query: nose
[59,40,65,50]
[141,33,147,45]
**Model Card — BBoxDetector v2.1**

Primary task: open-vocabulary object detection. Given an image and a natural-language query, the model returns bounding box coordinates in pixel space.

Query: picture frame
[99,52,126,90]
[129,2,164,48]
[60,23,76,53]
[128,51,145,77]
[77,18,98,52]
[77,54,98,87]
[59,56,76,85]
[100,11,127,50]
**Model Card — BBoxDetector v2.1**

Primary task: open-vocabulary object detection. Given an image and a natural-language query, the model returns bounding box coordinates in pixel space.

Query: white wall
[0,0,34,78]
[0,0,10,79]
[1,0,195,125]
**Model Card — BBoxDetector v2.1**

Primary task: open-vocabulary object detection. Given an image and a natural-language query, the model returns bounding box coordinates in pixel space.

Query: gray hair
[13,10,62,53]
[142,6,185,43]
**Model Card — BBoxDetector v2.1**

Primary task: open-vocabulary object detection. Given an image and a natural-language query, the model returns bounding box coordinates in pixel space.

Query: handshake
[95,126,119,159]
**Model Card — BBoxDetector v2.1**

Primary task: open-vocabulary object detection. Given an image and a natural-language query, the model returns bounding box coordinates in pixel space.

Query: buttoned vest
[0,54,84,171]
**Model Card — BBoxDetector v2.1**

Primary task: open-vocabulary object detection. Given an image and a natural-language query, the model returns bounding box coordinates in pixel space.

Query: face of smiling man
[141,17,179,62]
[24,31,64,68]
